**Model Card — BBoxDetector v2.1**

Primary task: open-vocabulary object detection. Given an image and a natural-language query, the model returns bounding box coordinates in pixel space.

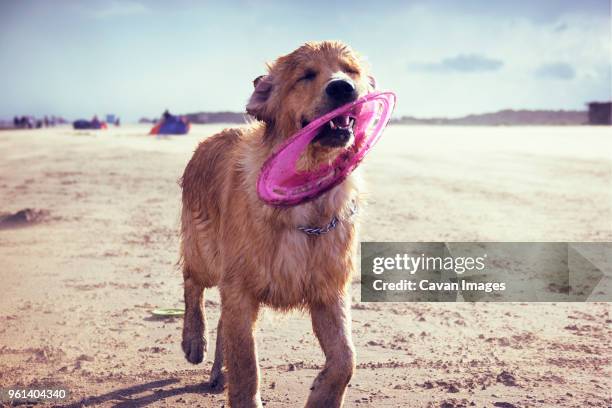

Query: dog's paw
[208,369,226,392]
[181,336,207,364]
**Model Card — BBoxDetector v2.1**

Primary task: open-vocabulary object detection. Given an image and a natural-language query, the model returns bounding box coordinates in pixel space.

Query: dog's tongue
[332,114,351,127]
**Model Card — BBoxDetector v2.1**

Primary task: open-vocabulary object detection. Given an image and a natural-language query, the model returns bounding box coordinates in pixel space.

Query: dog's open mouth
[304,113,356,148]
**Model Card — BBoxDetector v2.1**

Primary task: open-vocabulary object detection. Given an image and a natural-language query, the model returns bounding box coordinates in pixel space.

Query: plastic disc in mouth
[257,90,397,207]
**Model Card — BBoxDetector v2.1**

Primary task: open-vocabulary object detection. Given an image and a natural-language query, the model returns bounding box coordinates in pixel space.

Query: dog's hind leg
[221,289,262,408]
[208,317,226,391]
[181,269,208,364]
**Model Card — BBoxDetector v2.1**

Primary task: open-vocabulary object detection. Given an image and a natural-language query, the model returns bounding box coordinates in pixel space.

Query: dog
[179,41,375,408]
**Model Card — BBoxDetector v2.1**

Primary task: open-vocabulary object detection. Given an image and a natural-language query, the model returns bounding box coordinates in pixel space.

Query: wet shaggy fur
[179,41,373,408]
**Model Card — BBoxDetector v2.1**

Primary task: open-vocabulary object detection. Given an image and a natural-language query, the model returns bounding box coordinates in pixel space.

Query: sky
[0,0,610,122]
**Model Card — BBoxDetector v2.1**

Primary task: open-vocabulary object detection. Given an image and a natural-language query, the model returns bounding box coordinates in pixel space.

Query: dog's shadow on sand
[58,378,223,408]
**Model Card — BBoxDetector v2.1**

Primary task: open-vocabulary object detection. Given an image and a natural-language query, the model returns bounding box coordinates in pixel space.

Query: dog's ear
[247,75,274,122]
[367,74,377,91]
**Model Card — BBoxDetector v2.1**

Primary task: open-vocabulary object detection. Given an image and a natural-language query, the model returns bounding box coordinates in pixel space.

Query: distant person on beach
[20,116,31,128]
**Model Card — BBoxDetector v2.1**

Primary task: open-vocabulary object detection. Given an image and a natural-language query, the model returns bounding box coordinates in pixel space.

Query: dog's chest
[257,219,355,307]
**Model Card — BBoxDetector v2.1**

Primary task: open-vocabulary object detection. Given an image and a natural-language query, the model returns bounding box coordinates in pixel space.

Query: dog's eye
[298,70,317,82]
[344,68,359,76]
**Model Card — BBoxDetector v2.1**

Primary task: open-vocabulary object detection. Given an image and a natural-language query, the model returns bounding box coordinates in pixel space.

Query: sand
[0,124,610,407]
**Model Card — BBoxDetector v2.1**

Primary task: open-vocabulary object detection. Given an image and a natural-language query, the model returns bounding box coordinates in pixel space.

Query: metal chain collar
[297,201,358,236]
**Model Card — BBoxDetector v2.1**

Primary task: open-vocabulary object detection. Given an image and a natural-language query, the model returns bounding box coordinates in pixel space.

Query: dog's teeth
[329,120,336,129]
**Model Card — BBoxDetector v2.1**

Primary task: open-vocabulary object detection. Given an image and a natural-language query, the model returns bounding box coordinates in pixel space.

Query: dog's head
[247,41,375,154]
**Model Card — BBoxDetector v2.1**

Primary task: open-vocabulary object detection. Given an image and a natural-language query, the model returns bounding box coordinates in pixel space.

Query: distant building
[587,102,611,125]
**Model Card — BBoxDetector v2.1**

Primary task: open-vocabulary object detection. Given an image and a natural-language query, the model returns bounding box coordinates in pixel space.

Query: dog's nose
[326,79,357,102]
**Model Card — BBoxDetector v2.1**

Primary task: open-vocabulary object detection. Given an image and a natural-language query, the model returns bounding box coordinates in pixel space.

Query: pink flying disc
[257,91,396,207]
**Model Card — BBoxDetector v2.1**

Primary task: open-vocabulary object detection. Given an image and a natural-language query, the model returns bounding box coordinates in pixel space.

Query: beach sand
[0,124,610,407]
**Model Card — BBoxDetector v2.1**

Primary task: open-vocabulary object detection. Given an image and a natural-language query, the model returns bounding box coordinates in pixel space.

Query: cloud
[411,0,610,23]
[410,54,504,73]
[93,1,149,19]
[535,62,576,80]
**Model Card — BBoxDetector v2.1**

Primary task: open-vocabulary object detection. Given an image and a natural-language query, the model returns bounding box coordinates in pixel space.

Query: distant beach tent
[587,102,612,125]
[73,116,107,130]
[150,110,190,135]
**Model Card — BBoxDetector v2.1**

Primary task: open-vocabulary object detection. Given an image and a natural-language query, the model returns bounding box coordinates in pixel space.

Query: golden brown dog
[179,41,374,407]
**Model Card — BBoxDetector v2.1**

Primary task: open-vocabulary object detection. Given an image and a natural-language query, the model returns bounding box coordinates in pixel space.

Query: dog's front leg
[182,272,207,364]
[220,288,262,408]
[306,293,355,408]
